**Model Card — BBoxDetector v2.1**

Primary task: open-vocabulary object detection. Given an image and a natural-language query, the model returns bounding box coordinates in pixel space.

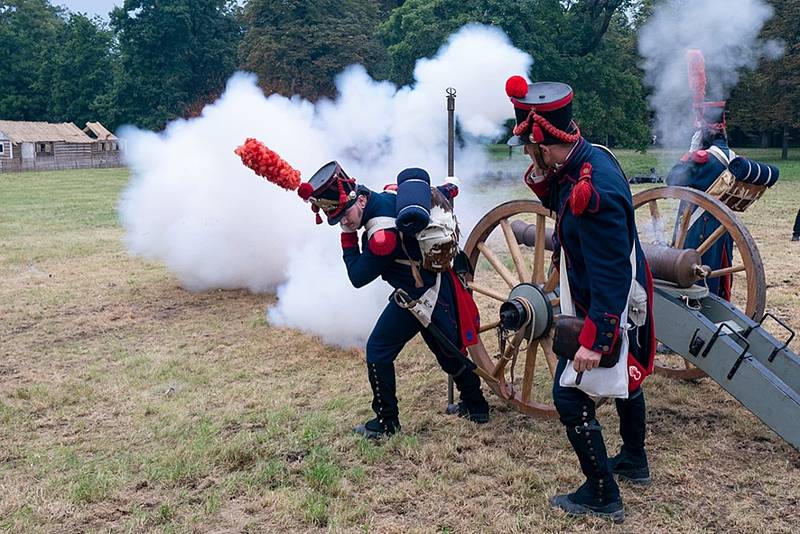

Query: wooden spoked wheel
[632,186,766,380]
[464,200,561,418]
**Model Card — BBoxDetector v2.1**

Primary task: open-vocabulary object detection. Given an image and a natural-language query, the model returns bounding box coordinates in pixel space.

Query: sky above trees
[54,0,122,19]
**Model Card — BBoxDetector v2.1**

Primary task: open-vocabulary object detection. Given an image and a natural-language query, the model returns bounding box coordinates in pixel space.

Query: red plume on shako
[686,49,707,104]
[235,138,358,225]
[234,138,301,191]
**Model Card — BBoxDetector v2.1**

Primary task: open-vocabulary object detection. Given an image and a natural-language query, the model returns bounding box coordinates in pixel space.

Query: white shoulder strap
[364,216,396,239]
[706,145,732,167]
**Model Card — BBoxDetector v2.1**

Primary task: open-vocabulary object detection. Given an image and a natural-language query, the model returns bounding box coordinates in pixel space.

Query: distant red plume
[687,49,706,104]
[505,75,529,99]
[234,138,301,191]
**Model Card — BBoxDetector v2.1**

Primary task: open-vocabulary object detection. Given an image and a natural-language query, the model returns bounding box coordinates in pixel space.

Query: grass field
[1,161,799,533]
[488,145,800,180]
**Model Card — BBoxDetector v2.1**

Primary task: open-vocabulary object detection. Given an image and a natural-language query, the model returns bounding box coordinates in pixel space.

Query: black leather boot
[609,391,651,485]
[354,361,401,439]
[549,420,625,524]
[451,364,489,424]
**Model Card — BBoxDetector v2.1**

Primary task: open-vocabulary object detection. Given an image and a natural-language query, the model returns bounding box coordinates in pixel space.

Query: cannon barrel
[510,220,555,250]
[511,221,704,288]
[640,244,704,288]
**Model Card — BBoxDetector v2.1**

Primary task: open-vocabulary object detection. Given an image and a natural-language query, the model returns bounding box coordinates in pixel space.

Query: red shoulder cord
[513,109,581,144]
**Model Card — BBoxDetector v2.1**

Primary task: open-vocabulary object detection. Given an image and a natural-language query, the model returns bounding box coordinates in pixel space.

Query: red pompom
[297,182,314,200]
[234,138,301,191]
[505,75,529,99]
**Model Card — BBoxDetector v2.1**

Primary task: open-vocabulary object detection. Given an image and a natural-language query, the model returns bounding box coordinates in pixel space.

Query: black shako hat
[695,100,727,132]
[505,76,580,146]
[297,161,358,225]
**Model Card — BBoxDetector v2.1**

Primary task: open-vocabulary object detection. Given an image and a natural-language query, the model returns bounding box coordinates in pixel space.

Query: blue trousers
[366,274,464,376]
[552,356,644,427]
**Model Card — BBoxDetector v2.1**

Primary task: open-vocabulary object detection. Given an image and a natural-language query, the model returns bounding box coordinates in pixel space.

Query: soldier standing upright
[665,101,736,299]
[504,75,657,523]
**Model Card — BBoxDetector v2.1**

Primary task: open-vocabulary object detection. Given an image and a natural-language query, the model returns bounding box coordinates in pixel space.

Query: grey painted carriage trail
[655,285,800,450]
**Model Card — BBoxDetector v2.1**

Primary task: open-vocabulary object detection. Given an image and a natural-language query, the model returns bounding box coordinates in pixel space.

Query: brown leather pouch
[552,316,620,368]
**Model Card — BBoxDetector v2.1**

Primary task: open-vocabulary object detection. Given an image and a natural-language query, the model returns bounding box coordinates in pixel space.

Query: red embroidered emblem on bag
[629,366,642,381]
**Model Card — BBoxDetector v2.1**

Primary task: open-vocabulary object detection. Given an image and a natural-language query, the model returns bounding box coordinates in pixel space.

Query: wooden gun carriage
[462,184,800,451]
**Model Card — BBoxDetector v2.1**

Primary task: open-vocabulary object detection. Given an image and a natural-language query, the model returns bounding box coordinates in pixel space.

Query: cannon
[463,186,799,450]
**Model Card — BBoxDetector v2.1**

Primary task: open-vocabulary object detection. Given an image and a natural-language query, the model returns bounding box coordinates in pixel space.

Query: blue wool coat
[666,138,734,299]
[528,139,656,390]
[342,187,436,296]
[341,186,466,366]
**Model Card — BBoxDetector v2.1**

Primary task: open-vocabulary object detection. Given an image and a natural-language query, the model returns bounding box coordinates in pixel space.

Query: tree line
[0,0,795,152]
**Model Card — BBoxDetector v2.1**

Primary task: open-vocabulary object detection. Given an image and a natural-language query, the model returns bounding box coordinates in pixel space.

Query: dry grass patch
[1,167,799,533]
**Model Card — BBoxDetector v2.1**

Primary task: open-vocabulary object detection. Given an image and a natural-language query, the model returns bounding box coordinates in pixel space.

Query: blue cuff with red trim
[578,313,620,355]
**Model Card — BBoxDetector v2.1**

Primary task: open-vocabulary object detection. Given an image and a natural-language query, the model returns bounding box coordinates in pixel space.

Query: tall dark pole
[446,87,457,413]
[447,87,456,177]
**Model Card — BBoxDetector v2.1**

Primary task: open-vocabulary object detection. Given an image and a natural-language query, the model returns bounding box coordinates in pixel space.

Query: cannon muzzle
[510,220,555,250]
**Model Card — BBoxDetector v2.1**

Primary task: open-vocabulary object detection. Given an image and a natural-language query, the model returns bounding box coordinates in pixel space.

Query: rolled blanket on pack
[395,167,431,235]
[728,157,780,187]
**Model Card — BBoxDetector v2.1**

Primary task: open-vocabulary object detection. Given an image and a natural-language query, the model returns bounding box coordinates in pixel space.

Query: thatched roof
[84,122,118,141]
[0,120,95,143]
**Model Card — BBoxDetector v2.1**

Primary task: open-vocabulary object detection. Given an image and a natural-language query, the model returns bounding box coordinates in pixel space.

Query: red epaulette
[690,150,709,164]
[570,162,597,216]
[383,184,398,192]
[368,229,397,256]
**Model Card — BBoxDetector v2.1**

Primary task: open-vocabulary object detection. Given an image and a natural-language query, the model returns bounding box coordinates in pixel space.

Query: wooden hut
[0,120,123,172]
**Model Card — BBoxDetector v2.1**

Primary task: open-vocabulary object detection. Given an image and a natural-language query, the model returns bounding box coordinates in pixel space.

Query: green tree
[48,13,114,127]
[239,0,387,99]
[728,0,799,158]
[0,0,65,120]
[110,0,241,130]
[378,0,649,148]
[378,0,562,87]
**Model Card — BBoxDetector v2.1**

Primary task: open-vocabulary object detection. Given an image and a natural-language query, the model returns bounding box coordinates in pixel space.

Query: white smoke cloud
[119,24,532,347]
[638,0,781,149]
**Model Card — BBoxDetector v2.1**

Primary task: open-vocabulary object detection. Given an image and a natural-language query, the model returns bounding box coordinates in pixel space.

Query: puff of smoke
[638,0,783,150]
[119,23,531,347]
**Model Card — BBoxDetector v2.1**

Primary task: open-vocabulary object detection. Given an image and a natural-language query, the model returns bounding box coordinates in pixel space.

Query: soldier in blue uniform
[665,102,734,299]
[793,209,800,242]
[505,75,657,523]
[296,163,490,439]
